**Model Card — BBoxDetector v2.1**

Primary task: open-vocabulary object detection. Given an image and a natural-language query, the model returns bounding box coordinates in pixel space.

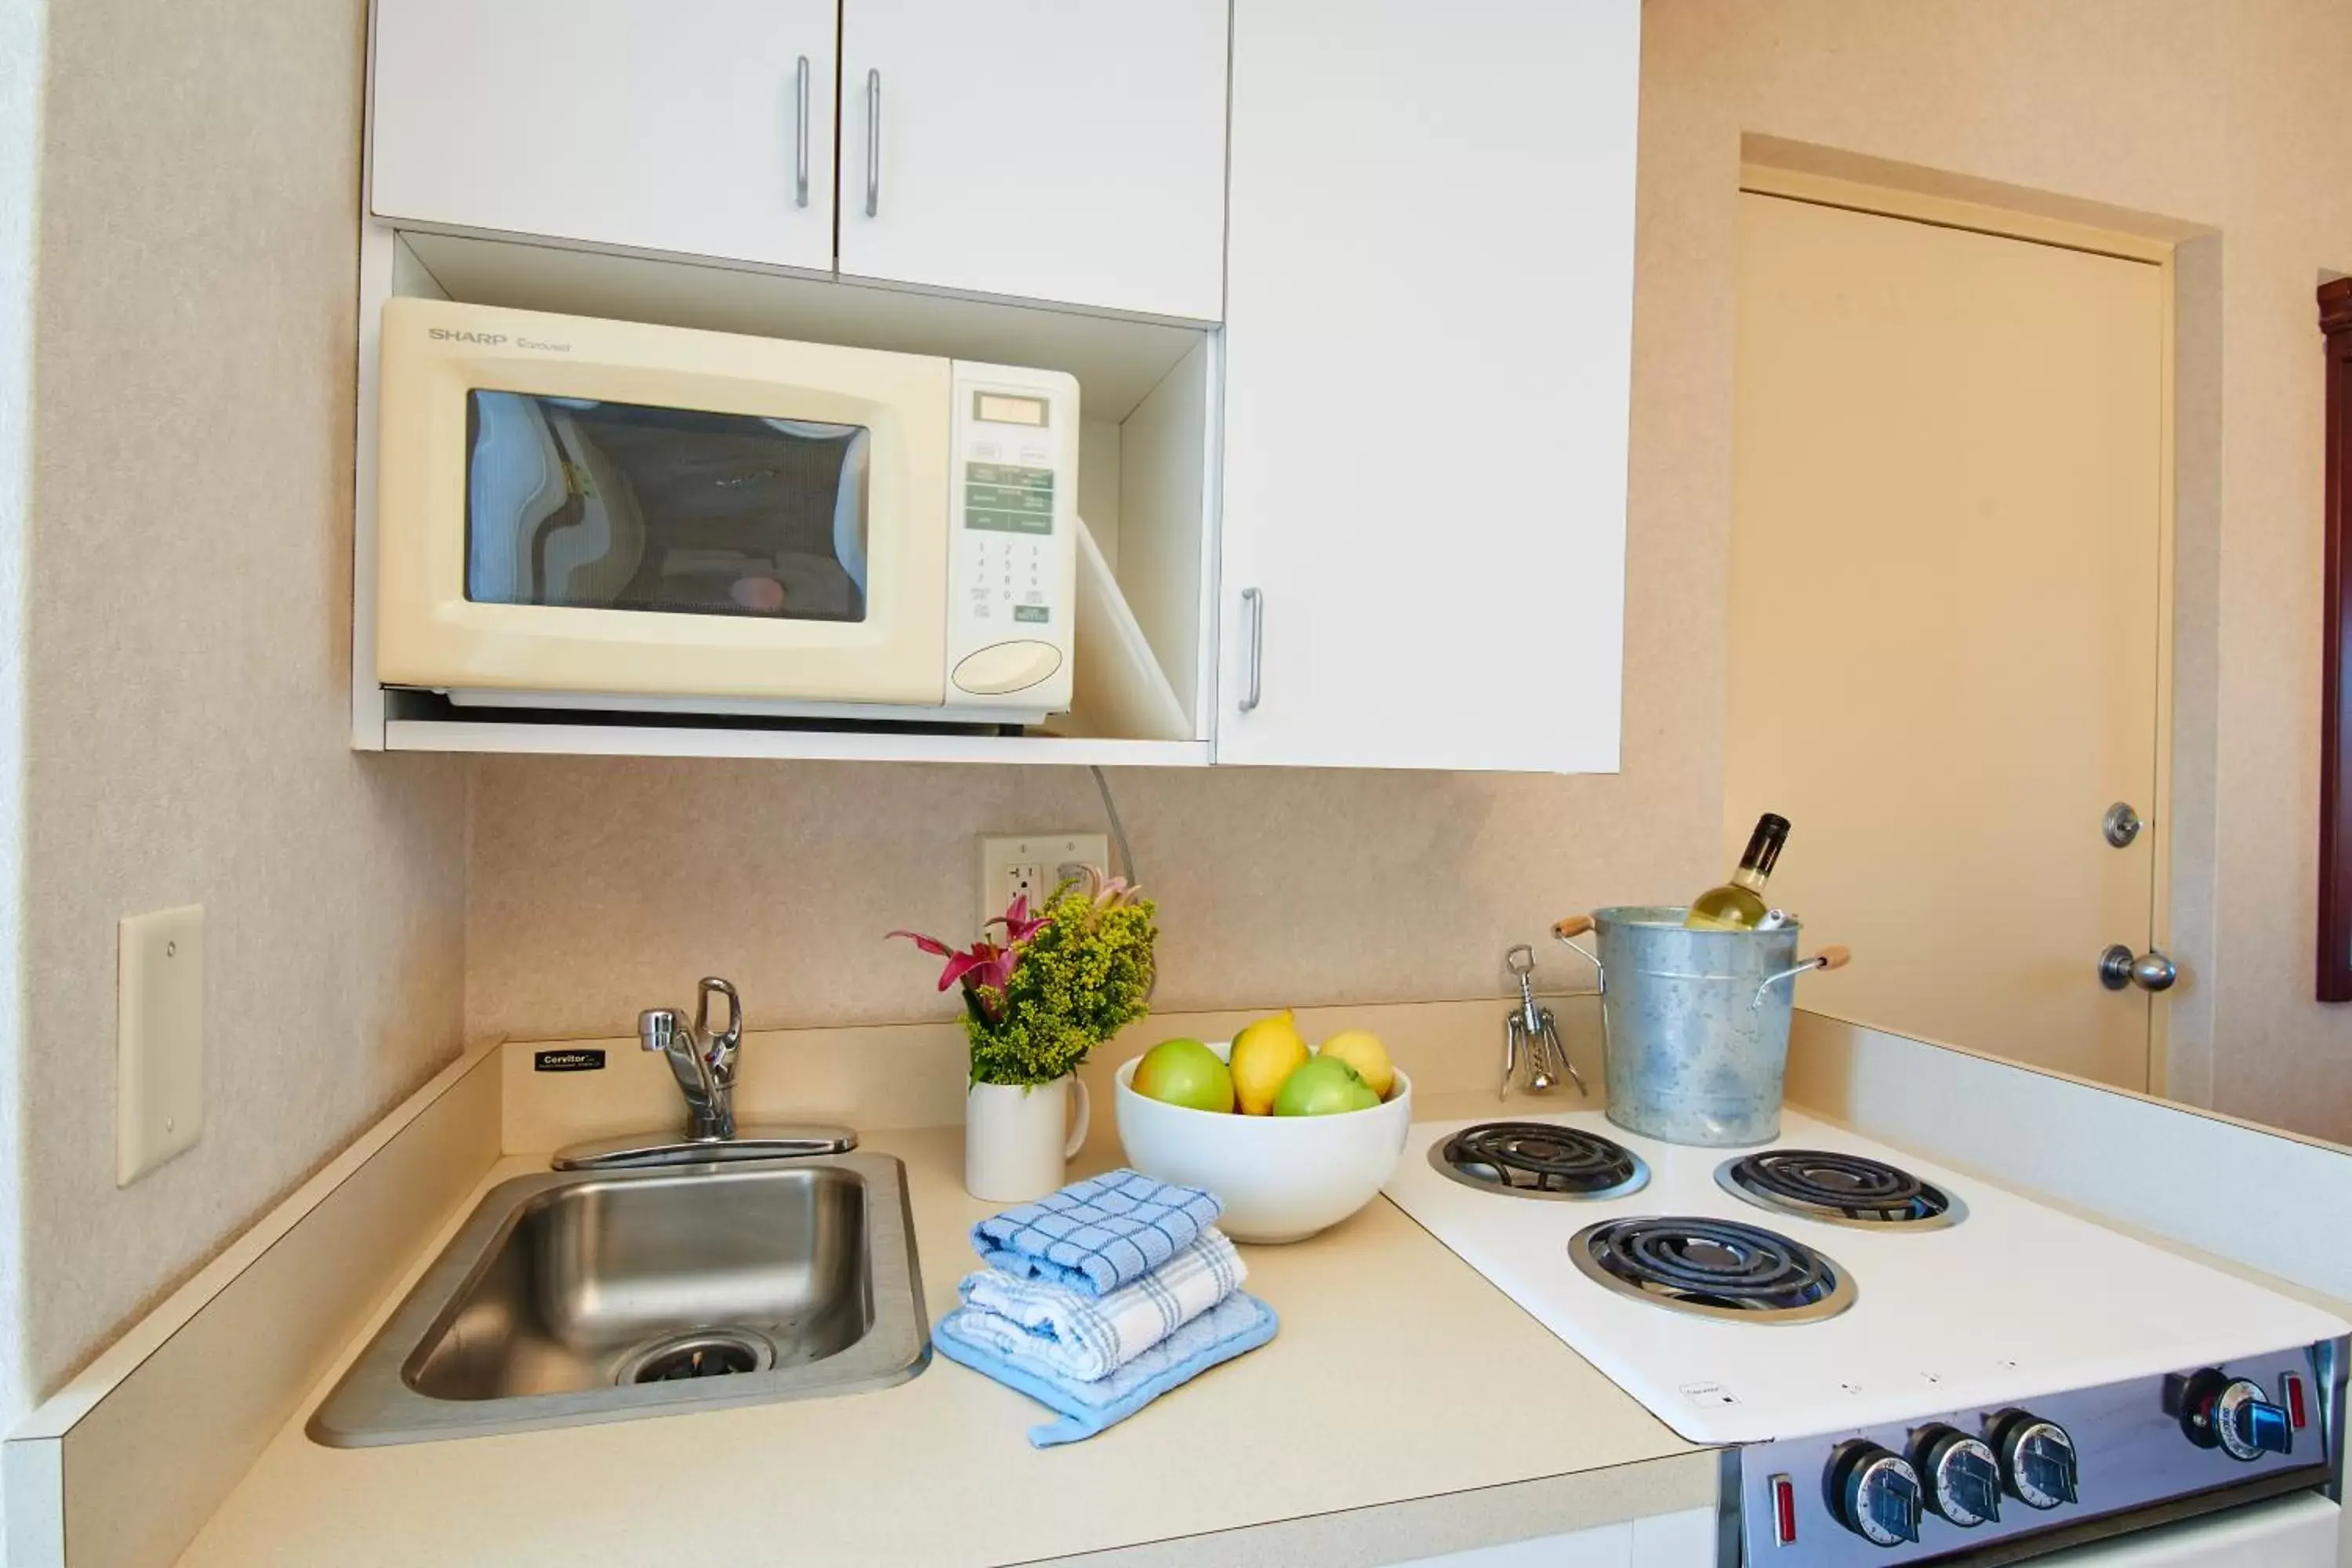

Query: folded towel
[935,1290,1278,1446]
[955,1229,1247,1382]
[972,1169,1224,1298]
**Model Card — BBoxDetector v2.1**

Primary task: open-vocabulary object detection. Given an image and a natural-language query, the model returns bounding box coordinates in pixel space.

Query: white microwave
[375,299,1080,724]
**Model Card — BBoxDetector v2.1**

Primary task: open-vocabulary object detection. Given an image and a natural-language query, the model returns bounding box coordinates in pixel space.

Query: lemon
[1229,1010,1310,1116]
[1316,1029,1395,1099]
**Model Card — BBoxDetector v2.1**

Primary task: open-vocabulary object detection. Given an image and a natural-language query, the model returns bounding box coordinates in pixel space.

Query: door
[370,0,838,274]
[1726,191,2167,1090]
[837,1,1229,321]
[1215,1,1639,771]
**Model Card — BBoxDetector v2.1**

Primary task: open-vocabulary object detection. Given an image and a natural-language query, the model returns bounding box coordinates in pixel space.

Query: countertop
[173,1119,1709,1567]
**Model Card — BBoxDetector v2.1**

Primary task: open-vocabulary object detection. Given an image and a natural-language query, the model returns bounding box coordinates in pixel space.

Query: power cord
[1090,764,1138,884]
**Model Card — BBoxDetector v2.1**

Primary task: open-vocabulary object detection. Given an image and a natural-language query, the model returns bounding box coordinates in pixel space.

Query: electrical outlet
[978,832,1109,935]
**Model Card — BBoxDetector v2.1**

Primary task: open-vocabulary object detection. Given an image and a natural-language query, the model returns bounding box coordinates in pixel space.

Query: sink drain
[616,1330,776,1385]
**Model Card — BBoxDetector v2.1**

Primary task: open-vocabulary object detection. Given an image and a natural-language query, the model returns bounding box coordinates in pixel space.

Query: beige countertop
[173,1120,1707,1568]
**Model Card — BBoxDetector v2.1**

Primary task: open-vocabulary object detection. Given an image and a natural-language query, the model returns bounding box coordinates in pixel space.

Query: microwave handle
[864,68,882,219]
[1239,587,1265,712]
[794,56,811,209]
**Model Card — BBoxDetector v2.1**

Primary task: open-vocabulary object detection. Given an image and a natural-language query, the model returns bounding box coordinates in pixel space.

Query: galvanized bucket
[1552,907,1849,1147]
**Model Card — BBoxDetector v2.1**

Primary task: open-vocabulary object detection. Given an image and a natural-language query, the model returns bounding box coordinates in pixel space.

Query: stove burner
[1428,1121,1650,1200]
[1715,1149,1962,1230]
[1569,1216,1856,1323]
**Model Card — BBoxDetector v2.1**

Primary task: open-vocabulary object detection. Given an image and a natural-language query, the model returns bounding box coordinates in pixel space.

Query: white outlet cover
[117,904,205,1186]
[978,833,1110,936]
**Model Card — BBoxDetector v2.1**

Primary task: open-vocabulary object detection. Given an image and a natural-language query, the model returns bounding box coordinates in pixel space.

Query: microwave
[375,299,1080,724]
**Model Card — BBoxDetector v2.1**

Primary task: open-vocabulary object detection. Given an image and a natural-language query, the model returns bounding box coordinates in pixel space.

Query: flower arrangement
[891,873,1158,1087]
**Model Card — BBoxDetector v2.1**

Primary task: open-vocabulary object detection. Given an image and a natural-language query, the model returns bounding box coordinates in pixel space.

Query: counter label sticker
[534,1048,607,1073]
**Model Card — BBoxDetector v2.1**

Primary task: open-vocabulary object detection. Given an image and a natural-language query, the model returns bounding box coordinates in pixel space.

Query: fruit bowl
[1113,1041,1413,1243]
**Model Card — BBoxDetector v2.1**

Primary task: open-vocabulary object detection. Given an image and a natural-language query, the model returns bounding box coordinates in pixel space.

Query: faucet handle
[696,978,743,1080]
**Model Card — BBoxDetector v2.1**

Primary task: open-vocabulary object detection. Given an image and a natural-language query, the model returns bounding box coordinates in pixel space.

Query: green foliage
[965,886,1157,1087]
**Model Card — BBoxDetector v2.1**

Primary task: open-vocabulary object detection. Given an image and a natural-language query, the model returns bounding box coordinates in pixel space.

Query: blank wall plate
[117,904,205,1186]
[978,833,1109,936]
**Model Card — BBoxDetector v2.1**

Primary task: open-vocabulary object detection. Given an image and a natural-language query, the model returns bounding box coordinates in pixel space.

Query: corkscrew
[1502,943,1584,1100]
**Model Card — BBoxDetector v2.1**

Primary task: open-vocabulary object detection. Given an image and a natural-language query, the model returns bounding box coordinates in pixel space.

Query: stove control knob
[2168,1368,2293,1461]
[1987,1409,2079,1510]
[1910,1424,2002,1527]
[1825,1440,1923,1547]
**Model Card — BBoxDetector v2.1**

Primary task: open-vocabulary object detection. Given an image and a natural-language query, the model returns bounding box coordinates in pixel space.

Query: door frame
[1736,162,2181,1096]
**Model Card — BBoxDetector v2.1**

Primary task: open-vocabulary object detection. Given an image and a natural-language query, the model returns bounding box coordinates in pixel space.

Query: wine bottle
[1685,814,1791,931]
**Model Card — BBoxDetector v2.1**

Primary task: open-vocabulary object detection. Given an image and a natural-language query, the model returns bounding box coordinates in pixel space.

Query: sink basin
[310,1152,928,1446]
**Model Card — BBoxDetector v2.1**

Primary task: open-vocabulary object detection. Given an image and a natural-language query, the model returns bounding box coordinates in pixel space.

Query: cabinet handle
[1240,588,1265,712]
[793,55,811,209]
[864,68,881,218]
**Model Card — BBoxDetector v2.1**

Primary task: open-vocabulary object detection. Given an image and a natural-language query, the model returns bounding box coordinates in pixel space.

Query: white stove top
[1383,1108,2349,1446]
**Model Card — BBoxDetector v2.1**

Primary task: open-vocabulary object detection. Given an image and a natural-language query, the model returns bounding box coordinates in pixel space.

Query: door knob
[2098,945,2177,993]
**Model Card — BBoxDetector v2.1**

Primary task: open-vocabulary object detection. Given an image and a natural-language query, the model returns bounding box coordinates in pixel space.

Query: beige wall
[17,0,467,1396]
[466,1,2352,1145]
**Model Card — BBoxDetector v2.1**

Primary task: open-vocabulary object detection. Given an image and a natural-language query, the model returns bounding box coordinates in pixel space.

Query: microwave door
[463,392,870,627]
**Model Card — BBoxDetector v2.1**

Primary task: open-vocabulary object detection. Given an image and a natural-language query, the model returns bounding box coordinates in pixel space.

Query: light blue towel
[935,1290,1279,1447]
[955,1229,1247,1382]
[971,1169,1224,1297]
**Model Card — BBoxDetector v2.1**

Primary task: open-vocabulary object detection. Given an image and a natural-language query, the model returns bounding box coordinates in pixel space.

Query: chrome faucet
[642,977,742,1141]
[550,977,858,1171]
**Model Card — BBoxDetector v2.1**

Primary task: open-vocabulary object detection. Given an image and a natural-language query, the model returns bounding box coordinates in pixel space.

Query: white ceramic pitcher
[964,1076,1091,1202]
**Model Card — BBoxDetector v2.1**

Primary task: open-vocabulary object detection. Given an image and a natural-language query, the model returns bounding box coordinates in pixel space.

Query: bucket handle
[1752,946,1852,1010]
[1551,914,1602,981]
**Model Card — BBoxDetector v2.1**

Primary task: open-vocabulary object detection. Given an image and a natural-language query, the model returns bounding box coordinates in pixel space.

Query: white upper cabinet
[835,2,1229,321]
[370,0,840,274]
[1214,2,1639,772]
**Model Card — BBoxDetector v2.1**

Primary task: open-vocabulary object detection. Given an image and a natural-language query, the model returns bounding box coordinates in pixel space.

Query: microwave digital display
[973,392,1049,427]
[462,390,871,622]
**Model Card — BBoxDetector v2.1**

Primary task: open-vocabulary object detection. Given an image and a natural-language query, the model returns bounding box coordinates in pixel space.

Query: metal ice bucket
[1552,907,1849,1147]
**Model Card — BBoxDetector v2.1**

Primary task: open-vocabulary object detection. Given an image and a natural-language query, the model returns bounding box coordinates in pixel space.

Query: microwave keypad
[965,532,1051,626]
[962,460,1055,627]
[964,462,1054,535]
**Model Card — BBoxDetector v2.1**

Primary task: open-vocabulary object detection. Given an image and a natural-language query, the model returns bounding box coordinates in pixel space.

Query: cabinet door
[371,0,837,274]
[1215,2,1639,771]
[837,1,1228,320]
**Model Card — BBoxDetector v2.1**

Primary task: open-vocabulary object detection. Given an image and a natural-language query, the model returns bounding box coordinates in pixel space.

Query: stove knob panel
[1825,1440,1924,1547]
[1910,1423,2002,1527]
[1987,1409,2079,1510]
[2168,1368,2294,1461]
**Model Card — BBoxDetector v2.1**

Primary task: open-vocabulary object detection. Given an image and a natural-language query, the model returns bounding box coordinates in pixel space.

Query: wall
[15,0,467,1399]
[0,0,42,1508]
[464,2,2352,1142]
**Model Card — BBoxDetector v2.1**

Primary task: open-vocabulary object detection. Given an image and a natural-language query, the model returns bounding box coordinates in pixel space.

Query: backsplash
[464,755,1714,1041]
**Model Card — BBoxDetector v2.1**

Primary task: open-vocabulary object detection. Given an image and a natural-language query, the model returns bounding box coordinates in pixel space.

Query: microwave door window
[462,391,870,622]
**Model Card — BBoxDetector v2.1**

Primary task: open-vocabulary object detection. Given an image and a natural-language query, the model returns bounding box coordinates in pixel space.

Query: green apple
[1271,1054,1368,1116]
[1133,1037,1235,1113]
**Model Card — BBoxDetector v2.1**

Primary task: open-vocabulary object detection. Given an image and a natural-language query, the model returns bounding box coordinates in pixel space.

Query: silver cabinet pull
[1240,588,1265,711]
[864,67,881,217]
[793,55,811,208]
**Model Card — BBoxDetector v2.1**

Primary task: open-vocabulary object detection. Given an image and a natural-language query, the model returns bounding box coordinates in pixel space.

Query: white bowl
[1113,1040,1413,1243]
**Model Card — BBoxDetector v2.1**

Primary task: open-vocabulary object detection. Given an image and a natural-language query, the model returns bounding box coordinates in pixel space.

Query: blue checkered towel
[971,1170,1224,1298]
[955,1229,1246,1382]
[935,1290,1279,1446]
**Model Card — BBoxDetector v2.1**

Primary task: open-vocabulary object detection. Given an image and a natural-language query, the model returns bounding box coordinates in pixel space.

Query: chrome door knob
[2098,945,2178,992]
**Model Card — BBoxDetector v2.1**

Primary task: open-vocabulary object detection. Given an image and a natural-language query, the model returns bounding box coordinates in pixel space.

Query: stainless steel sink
[309,1152,928,1446]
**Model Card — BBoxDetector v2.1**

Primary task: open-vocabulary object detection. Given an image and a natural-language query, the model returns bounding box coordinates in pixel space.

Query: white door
[1726,191,2167,1091]
[1214,1,1639,771]
[370,0,838,274]
[837,1,1229,321]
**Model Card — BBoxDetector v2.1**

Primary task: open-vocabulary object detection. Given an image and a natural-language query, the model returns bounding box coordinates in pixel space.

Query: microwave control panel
[944,363,1080,713]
